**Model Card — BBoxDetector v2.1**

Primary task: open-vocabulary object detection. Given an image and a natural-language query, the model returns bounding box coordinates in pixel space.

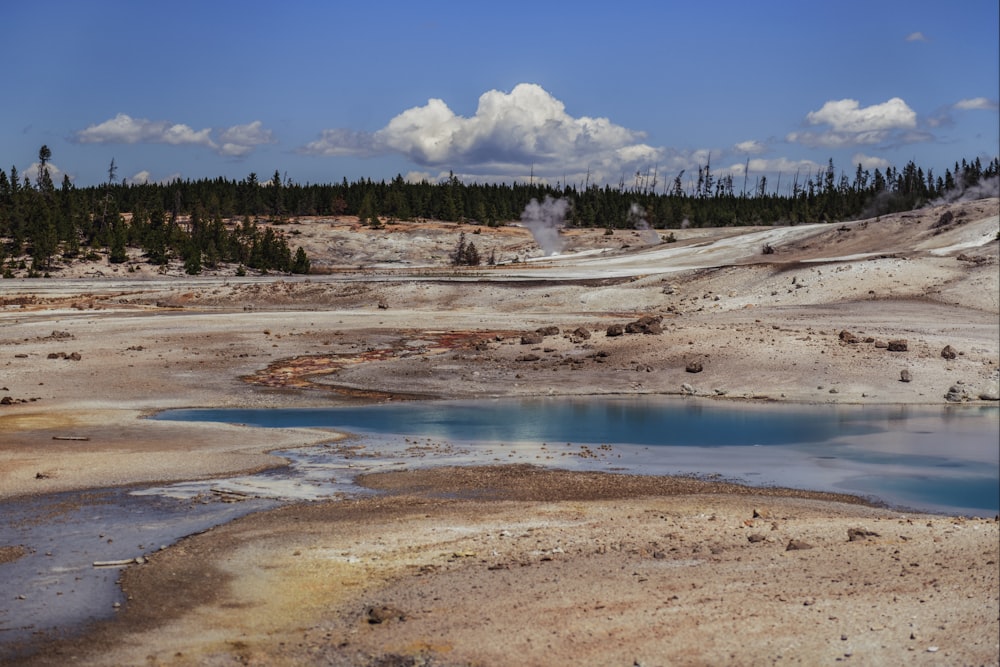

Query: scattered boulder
[67,352,82,361]
[0,396,13,405]
[839,330,859,344]
[747,534,767,543]
[516,353,541,362]
[944,382,972,403]
[887,339,908,352]
[680,383,696,395]
[625,315,663,335]
[979,387,1000,401]
[520,333,543,345]
[685,360,703,373]
[847,528,880,542]
[940,345,957,360]
[874,340,888,349]
[571,327,591,341]
[535,326,560,337]
[900,370,912,383]
[606,324,625,337]
[785,539,813,551]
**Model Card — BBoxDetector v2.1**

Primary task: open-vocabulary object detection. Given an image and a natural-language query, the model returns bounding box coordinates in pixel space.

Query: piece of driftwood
[93,558,136,567]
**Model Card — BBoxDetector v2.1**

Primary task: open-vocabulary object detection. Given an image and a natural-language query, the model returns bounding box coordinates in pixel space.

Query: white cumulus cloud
[298,83,662,184]
[75,114,274,158]
[850,153,891,170]
[23,161,65,184]
[217,121,276,157]
[905,31,928,42]
[954,97,998,111]
[787,97,918,148]
[733,140,767,155]
[76,113,215,147]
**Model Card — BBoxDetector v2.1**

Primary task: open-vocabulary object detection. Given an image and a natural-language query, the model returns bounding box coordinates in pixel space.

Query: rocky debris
[900,370,912,383]
[940,345,957,360]
[1,395,38,405]
[377,300,389,310]
[785,539,813,551]
[516,354,541,362]
[589,351,610,363]
[685,360,703,373]
[680,383,696,395]
[839,330,860,344]
[886,339,908,352]
[847,528,880,542]
[752,508,771,519]
[625,315,663,335]
[535,326,560,337]
[366,605,406,624]
[747,533,767,543]
[47,351,82,360]
[606,324,625,337]
[932,210,955,229]
[520,333,543,345]
[944,382,973,402]
[874,340,888,349]
[956,253,991,265]
[570,327,591,341]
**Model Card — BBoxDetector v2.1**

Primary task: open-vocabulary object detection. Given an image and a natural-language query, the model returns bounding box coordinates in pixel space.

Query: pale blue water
[156,397,1000,517]
[2,397,996,657]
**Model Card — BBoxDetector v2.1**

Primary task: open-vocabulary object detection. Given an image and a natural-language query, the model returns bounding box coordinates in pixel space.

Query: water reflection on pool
[155,397,999,517]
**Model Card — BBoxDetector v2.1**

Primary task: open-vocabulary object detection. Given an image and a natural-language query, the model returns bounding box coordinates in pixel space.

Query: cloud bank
[74,114,274,158]
[787,97,918,148]
[298,83,662,184]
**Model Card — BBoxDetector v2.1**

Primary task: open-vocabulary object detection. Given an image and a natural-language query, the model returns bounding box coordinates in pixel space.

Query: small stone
[940,345,957,360]
[847,528,880,541]
[367,605,406,624]
[926,646,939,653]
[786,539,813,551]
[900,369,912,383]
[685,360,703,373]
[887,339,908,352]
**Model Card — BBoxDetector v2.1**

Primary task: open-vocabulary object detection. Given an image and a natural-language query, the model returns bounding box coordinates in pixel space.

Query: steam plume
[521,196,569,255]
[628,203,660,244]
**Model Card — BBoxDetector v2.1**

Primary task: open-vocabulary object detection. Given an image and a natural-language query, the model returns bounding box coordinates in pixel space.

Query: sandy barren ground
[1,198,998,665]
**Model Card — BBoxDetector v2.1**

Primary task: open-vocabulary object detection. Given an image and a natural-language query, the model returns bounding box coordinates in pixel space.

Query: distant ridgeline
[0,152,997,276]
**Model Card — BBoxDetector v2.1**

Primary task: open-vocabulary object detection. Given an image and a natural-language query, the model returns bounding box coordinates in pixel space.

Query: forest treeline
[1,149,997,276]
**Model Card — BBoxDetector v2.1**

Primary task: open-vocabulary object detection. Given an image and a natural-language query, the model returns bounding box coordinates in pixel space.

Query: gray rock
[887,339,908,352]
[685,360,703,373]
[945,384,972,402]
[900,369,912,383]
[785,539,813,551]
[940,345,958,360]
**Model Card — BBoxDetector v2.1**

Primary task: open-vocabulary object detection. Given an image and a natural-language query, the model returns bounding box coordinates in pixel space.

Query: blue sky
[4,0,998,191]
